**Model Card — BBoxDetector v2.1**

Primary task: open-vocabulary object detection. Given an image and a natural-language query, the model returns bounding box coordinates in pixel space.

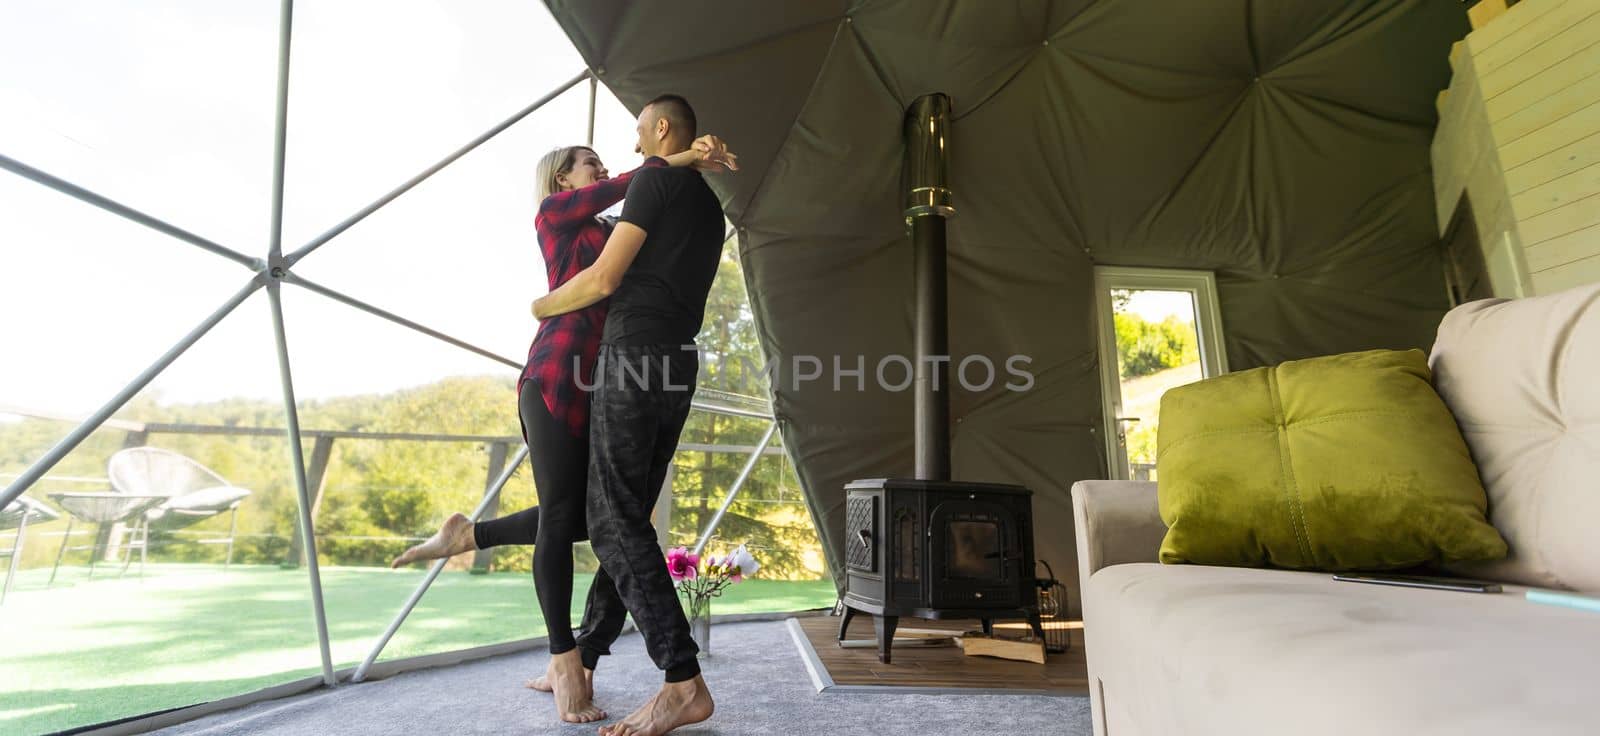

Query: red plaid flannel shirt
[522,156,668,436]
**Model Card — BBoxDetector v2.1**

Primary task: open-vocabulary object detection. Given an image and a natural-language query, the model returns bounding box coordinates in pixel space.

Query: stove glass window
[946,520,1001,579]
[896,511,919,582]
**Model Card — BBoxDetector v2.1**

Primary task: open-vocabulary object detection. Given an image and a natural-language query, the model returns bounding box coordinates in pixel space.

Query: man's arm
[531,221,648,319]
[537,157,666,233]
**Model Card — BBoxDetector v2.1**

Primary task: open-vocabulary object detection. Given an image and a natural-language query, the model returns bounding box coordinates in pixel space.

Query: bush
[1114,313,1198,379]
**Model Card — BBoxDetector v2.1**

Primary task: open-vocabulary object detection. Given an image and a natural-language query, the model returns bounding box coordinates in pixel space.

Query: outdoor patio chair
[107,447,252,569]
[46,490,166,584]
[2,495,59,604]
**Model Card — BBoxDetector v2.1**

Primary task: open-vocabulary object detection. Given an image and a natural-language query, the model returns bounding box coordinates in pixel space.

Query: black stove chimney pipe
[904,94,954,482]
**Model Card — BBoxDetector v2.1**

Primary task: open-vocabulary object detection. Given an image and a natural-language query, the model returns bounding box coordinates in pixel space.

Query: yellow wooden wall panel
[1434,52,1495,234]
[1484,42,1600,121]
[1442,0,1600,296]
[1468,0,1570,57]
[1472,0,1510,32]
[1511,160,1600,219]
[1499,98,1600,169]
[1479,8,1600,98]
[1492,65,1600,143]
[1524,221,1600,271]
[1531,251,1600,292]
[1470,155,1514,232]
[1505,128,1600,194]
[1486,229,1533,296]
[1520,192,1600,244]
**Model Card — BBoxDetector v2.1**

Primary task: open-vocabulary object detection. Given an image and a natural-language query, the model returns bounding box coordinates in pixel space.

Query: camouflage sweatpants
[583,343,701,681]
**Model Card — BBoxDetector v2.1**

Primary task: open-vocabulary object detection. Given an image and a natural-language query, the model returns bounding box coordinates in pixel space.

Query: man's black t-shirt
[607,165,725,346]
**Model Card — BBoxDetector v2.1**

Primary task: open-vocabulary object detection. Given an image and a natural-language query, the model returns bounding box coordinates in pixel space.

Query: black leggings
[472,382,590,655]
[472,504,540,548]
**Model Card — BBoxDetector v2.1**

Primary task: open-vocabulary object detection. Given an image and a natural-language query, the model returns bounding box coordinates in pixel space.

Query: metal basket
[1036,560,1074,653]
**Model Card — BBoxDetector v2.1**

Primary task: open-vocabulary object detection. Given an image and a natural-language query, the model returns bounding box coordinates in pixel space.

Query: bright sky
[1122,290,1196,323]
[0,1,654,417]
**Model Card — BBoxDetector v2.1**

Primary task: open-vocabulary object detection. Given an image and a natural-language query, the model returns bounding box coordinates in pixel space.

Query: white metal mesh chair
[46,491,166,583]
[2,495,59,604]
[107,447,253,569]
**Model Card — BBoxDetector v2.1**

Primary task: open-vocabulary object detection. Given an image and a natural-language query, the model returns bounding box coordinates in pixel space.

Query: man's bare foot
[597,675,713,736]
[526,666,593,692]
[390,512,476,568]
[547,649,606,723]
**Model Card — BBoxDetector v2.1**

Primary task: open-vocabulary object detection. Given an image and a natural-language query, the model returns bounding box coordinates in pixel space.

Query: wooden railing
[3,408,785,571]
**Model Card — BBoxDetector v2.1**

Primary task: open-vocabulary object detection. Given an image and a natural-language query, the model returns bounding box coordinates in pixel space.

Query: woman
[390,139,735,724]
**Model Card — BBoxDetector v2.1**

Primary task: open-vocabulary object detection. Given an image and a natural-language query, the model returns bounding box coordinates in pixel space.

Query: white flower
[727,544,760,582]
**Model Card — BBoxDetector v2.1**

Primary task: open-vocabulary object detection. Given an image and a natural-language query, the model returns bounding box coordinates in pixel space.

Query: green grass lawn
[0,563,835,735]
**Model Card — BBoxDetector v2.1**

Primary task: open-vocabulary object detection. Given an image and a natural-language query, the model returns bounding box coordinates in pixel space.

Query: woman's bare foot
[597,675,713,736]
[547,649,606,723]
[526,666,593,692]
[390,513,476,568]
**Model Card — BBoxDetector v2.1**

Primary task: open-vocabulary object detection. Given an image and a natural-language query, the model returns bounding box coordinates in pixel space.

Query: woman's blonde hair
[535,145,596,201]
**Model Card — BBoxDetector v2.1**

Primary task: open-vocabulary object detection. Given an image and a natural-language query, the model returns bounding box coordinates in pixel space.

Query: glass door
[1094,268,1229,481]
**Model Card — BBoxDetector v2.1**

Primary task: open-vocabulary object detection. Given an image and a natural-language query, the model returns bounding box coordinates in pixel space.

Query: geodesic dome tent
[13,0,1579,731]
[541,0,1469,598]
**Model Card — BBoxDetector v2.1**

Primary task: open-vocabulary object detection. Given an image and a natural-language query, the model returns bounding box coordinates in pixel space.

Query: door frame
[1093,266,1229,480]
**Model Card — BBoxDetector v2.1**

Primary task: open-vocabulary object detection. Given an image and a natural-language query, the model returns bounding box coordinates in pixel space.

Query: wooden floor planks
[794,614,1089,695]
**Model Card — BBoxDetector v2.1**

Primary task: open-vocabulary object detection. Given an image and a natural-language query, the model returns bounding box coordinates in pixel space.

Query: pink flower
[666,546,699,582]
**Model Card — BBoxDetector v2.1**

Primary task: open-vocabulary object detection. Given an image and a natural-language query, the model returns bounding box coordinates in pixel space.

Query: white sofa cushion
[1429,283,1600,591]
[1087,563,1600,736]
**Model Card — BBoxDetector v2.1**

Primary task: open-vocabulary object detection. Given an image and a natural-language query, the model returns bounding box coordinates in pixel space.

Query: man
[532,94,726,736]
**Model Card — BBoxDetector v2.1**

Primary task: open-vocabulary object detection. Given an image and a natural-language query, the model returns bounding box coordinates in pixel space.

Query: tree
[671,244,825,580]
[1113,313,1198,379]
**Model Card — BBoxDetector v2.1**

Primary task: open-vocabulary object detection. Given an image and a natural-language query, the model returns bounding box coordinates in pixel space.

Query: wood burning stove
[840,478,1042,662]
[837,93,1043,663]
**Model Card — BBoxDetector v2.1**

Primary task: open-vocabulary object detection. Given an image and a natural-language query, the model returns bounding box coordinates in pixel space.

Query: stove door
[927,500,1021,609]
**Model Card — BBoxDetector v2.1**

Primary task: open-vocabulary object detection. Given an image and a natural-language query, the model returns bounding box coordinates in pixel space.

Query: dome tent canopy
[541,0,1466,595]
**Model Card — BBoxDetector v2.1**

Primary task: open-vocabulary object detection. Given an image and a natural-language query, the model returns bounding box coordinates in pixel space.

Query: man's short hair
[644,94,697,140]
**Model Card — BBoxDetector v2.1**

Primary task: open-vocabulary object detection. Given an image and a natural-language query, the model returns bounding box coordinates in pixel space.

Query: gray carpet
[148,619,1092,736]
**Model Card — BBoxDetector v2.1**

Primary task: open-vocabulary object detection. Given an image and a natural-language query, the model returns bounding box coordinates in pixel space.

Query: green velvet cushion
[1155,348,1507,570]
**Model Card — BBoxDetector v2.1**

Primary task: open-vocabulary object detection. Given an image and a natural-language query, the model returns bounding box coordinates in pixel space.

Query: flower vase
[686,594,711,658]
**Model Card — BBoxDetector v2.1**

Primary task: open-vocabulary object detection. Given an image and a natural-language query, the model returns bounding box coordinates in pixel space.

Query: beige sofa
[1073,283,1600,736]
